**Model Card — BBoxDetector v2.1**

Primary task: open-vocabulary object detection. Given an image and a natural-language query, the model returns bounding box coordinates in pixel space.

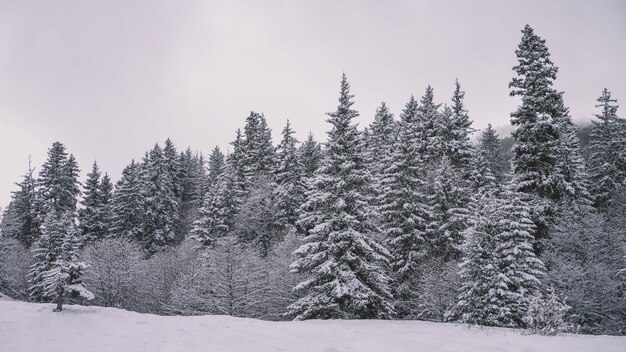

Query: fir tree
[478,124,506,180]
[588,89,626,208]
[377,95,432,318]
[110,161,144,242]
[289,74,393,320]
[38,142,81,214]
[454,185,545,327]
[79,162,107,244]
[208,146,225,188]
[29,211,94,307]
[242,111,275,180]
[416,86,443,163]
[4,158,40,246]
[445,80,474,166]
[274,120,306,227]
[367,102,396,176]
[299,132,323,178]
[140,144,180,253]
[509,25,591,205]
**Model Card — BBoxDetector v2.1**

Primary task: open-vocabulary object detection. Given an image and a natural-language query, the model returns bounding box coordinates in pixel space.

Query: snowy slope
[0,301,623,352]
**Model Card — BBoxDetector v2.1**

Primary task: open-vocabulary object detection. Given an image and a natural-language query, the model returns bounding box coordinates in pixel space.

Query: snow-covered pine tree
[366,102,396,177]
[416,86,443,164]
[289,74,394,320]
[454,184,545,327]
[299,132,323,179]
[140,144,180,253]
[588,89,626,208]
[445,80,474,167]
[38,142,81,214]
[236,175,285,257]
[208,146,225,188]
[426,157,470,261]
[79,162,106,244]
[242,111,276,181]
[4,158,40,246]
[478,124,506,181]
[274,120,306,227]
[191,133,247,246]
[99,173,113,233]
[110,160,144,242]
[376,95,432,318]
[30,211,94,309]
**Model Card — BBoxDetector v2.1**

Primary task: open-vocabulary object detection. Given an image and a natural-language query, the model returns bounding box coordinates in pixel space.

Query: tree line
[1,24,625,335]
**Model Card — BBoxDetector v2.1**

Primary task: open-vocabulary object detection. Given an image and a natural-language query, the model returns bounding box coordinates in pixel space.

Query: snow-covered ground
[0,301,623,352]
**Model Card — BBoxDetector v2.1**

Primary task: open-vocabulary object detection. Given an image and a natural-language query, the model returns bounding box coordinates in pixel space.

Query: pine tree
[445,80,474,167]
[30,211,93,310]
[38,142,81,214]
[367,102,396,175]
[509,25,591,205]
[99,173,113,235]
[79,162,107,244]
[588,89,626,208]
[454,185,545,327]
[110,161,144,242]
[427,157,470,261]
[4,158,40,246]
[478,124,506,180]
[416,86,443,163]
[140,144,180,253]
[242,111,275,180]
[377,95,432,318]
[299,132,323,178]
[208,146,225,188]
[289,74,393,320]
[274,120,306,227]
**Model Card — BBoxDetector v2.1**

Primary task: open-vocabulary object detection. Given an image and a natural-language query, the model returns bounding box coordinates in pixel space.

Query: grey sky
[0,0,625,207]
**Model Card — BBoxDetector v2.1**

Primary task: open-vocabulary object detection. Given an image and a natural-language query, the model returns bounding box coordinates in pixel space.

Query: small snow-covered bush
[523,291,573,335]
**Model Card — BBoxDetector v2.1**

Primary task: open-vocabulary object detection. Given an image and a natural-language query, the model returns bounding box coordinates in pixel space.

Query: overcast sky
[0,0,625,207]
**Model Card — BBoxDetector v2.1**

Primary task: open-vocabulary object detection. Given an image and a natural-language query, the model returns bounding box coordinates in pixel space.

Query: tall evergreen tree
[242,111,275,180]
[140,144,179,253]
[377,95,432,318]
[509,24,591,205]
[367,102,396,175]
[29,211,93,310]
[38,142,81,214]
[299,132,323,179]
[445,80,474,166]
[79,162,107,244]
[478,124,506,180]
[289,74,393,320]
[111,161,144,242]
[208,146,226,188]
[4,158,40,246]
[588,89,626,208]
[454,185,545,327]
[416,86,443,163]
[274,120,306,227]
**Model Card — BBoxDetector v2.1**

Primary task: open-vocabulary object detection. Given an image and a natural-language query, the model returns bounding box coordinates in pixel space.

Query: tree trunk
[54,289,64,312]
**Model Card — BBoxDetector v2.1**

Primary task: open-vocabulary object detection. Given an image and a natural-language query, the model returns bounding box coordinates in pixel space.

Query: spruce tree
[79,162,106,244]
[445,80,474,167]
[478,124,506,180]
[299,132,323,178]
[38,142,81,214]
[242,111,275,180]
[208,146,225,188]
[367,102,396,175]
[416,86,443,163]
[274,120,306,227]
[377,95,432,318]
[140,144,179,253]
[30,211,93,310]
[454,184,545,327]
[509,25,591,205]
[5,158,40,246]
[110,161,144,242]
[588,89,626,208]
[289,74,393,320]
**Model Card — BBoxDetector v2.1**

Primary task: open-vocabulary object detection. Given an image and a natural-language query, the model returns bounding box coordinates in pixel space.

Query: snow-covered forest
[1,24,625,337]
